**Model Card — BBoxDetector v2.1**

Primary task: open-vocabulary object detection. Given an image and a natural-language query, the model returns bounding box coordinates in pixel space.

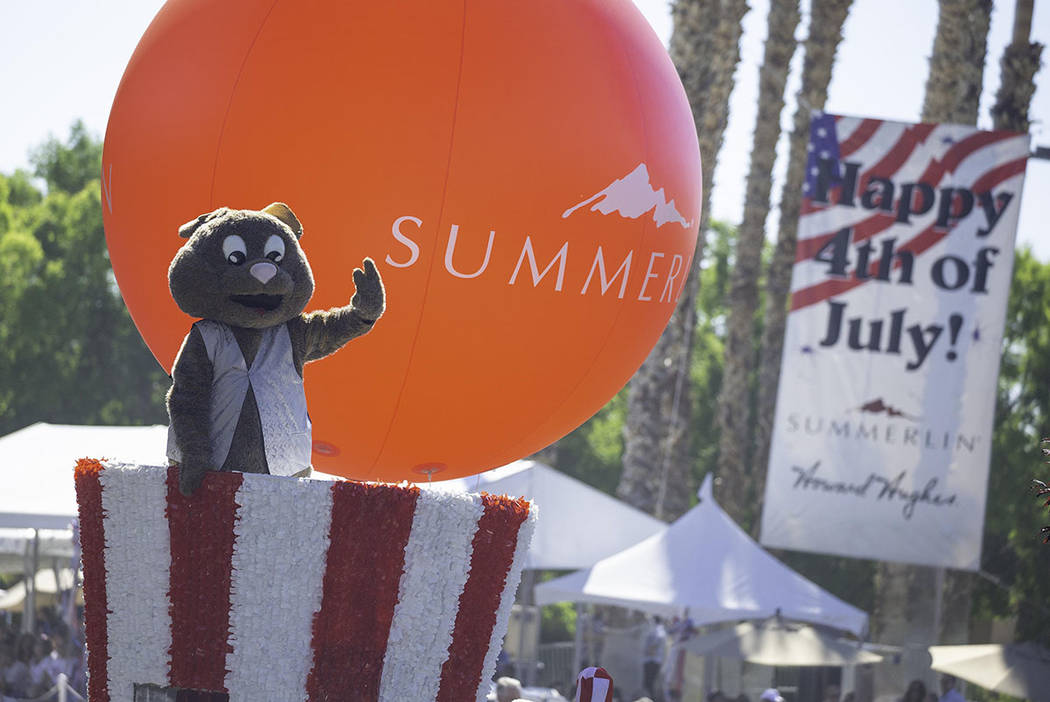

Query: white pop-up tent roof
[0,423,168,529]
[0,528,75,574]
[428,460,666,570]
[535,474,868,636]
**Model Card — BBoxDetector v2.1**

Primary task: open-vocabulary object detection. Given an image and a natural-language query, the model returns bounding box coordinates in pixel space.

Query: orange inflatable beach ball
[103,0,701,482]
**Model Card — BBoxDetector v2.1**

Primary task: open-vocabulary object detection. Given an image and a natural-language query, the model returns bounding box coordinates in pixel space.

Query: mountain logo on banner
[562,163,693,229]
[856,398,918,421]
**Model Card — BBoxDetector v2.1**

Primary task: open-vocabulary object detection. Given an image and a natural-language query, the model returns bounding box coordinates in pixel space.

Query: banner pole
[930,566,945,685]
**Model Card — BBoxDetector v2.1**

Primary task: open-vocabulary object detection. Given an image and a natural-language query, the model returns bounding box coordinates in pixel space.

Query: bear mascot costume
[164,202,384,495]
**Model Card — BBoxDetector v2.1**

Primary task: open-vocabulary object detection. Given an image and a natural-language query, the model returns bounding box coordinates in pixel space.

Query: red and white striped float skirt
[74,460,536,702]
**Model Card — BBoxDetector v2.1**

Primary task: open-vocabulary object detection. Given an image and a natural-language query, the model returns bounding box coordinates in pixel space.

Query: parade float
[76,0,701,698]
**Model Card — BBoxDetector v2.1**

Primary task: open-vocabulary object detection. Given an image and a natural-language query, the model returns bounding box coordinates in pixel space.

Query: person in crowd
[14,633,35,672]
[495,647,516,680]
[496,676,525,702]
[0,642,30,698]
[925,692,938,702]
[27,636,56,697]
[47,633,76,684]
[823,683,841,702]
[68,637,88,699]
[939,674,964,702]
[582,610,606,668]
[842,692,856,702]
[760,688,785,702]
[664,616,696,701]
[707,690,727,702]
[641,616,666,700]
[0,605,88,699]
[901,679,927,702]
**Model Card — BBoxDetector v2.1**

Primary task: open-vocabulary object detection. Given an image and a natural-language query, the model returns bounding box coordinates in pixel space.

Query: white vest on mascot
[167,319,311,476]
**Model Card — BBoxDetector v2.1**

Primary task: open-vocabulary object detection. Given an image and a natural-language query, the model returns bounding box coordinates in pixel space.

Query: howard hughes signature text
[789,461,957,519]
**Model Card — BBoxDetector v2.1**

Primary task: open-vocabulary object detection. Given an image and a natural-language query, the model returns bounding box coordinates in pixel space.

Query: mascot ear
[262,202,304,239]
[178,207,230,238]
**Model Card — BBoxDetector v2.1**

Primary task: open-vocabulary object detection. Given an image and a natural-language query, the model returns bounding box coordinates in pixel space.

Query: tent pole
[21,539,30,633]
[26,529,39,633]
[573,603,584,678]
[702,655,713,696]
[842,664,856,698]
[930,566,945,688]
[517,568,536,685]
[52,557,62,624]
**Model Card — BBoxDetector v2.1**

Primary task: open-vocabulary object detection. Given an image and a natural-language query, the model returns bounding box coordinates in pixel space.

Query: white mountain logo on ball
[562,163,693,229]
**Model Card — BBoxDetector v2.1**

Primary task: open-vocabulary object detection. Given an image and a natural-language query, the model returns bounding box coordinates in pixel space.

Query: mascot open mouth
[230,293,284,311]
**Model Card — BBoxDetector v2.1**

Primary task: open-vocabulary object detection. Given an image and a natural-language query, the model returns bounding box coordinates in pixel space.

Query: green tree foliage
[972,248,1050,644]
[689,220,733,485]
[29,121,104,195]
[540,600,576,643]
[0,124,169,434]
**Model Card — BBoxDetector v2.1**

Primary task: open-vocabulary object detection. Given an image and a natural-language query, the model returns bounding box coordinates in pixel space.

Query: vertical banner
[759,113,1030,570]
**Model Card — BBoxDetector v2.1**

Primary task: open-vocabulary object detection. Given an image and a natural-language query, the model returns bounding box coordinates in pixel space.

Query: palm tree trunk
[618,0,748,520]
[874,0,992,692]
[988,0,1043,647]
[921,0,993,124]
[991,0,1043,132]
[753,0,853,523]
[714,0,800,526]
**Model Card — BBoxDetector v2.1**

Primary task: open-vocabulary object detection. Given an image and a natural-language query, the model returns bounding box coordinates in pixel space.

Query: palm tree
[715,0,801,525]
[753,0,853,521]
[991,0,1043,132]
[921,0,994,124]
[617,0,748,519]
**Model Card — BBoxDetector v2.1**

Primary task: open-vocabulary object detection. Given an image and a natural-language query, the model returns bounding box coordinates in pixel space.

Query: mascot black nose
[250,261,278,284]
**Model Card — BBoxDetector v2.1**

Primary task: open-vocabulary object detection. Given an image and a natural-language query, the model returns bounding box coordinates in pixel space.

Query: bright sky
[1,0,1047,258]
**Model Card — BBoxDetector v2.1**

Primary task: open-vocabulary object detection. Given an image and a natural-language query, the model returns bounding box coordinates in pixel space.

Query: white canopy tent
[0,528,74,574]
[427,460,666,570]
[535,475,869,636]
[0,423,167,630]
[0,568,78,610]
[0,422,168,529]
[682,618,883,666]
[930,643,1050,700]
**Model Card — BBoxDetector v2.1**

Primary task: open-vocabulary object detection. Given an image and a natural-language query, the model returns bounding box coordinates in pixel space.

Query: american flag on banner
[801,112,844,198]
[760,113,1030,570]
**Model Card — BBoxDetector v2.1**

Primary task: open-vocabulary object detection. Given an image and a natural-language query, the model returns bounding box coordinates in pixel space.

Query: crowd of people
[0,609,85,701]
[900,675,966,702]
[490,674,667,702]
[0,603,972,702]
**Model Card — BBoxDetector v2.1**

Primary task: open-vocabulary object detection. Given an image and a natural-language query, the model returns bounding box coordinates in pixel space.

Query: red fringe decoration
[436,494,530,702]
[74,458,110,702]
[166,468,243,693]
[306,481,420,701]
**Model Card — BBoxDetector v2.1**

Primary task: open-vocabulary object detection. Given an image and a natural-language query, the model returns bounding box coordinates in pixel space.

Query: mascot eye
[265,234,285,263]
[222,234,248,265]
